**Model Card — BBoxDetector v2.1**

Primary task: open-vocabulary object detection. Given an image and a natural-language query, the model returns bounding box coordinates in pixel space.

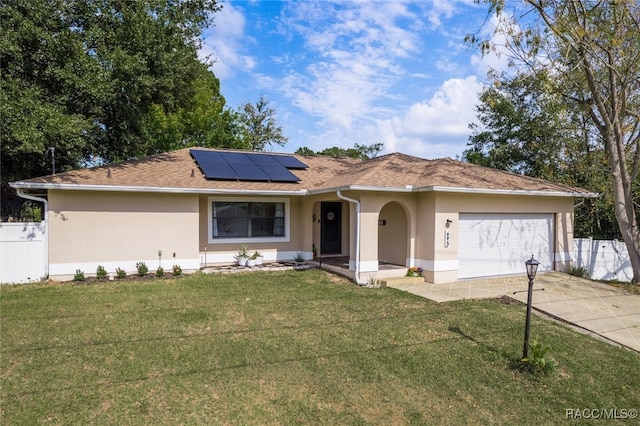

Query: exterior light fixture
[522,255,540,359]
[525,255,539,281]
[445,219,452,228]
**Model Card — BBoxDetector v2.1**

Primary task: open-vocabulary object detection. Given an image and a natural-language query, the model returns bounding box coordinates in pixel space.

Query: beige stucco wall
[378,202,408,266]
[48,190,200,280]
[329,190,575,284]
[47,187,575,283]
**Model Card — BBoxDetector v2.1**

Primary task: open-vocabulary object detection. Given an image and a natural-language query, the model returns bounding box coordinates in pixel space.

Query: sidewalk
[386,272,640,352]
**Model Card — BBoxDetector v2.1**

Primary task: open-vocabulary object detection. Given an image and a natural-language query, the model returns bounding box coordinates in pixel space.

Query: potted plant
[246,256,256,267]
[312,244,318,259]
[236,244,249,266]
[252,251,264,266]
[407,266,422,277]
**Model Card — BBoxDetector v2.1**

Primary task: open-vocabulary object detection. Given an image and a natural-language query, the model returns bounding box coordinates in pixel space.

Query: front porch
[308,256,412,283]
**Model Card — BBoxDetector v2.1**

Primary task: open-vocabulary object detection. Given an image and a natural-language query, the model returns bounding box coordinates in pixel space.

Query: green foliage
[237,96,288,151]
[136,262,148,277]
[116,267,127,279]
[172,265,183,276]
[296,142,384,159]
[73,269,85,282]
[15,202,42,222]
[0,0,226,217]
[468,0,640,282]
[464,72,620,239]
[568,264,588,279]
[237,244,249,258]
[96,265,108,280]
[156,266,164,277]
[294,252,305,262]
[521,340,556,375]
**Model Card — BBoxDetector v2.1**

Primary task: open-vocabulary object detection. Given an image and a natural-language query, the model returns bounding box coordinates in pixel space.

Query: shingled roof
[11,148,595,197]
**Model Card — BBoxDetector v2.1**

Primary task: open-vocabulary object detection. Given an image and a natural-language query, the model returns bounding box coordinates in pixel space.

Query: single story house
[10,148,596,283]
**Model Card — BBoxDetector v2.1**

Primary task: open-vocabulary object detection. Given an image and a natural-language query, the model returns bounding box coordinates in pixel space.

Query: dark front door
[321,202,342,255]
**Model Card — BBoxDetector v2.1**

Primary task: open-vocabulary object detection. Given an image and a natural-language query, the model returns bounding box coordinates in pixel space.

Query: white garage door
[458,213,554,279]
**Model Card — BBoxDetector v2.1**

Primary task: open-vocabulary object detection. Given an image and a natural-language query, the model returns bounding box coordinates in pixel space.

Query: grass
[1,269,639,425]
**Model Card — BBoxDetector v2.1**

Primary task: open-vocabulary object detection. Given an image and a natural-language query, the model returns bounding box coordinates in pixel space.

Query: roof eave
[9,181,309,196]
[419,185,599,198]
[308,184,597,198]
[11,181,597,198]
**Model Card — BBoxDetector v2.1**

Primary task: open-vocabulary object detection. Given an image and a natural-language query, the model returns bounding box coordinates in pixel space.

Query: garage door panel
[459,214,553,279]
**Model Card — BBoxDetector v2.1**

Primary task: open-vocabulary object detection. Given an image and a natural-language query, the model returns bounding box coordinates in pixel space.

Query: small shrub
[366,275,382,288]
[156,266,164,277]
[96,265,108,280]
[136,262,148,277]
[569,264,588,279]
[172,264,182,276]
[521,339,556,375]
[116,267,127,279]
[73,269,85,282]
[294,252,304,262]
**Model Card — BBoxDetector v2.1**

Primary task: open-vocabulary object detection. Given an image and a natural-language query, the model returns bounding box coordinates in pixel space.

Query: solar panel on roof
[220,151,254,164]
[272,155,308,169]
[190,150,239,180]
[230,163,271,181]
[260,166,301,182]
[190,149,307,182]
[249,154,281,167]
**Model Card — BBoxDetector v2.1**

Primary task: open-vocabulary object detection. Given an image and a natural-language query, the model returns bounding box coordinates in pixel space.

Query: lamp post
[522,255,539,359]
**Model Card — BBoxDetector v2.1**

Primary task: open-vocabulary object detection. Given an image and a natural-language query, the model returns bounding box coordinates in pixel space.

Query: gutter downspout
[336,190,365,285]
[16,189,49,280]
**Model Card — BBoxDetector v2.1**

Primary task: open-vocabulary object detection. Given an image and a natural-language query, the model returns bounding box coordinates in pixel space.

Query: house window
[211,201,285,239]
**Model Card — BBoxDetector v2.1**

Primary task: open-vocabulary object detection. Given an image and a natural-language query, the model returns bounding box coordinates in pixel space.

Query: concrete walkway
[385,272,640,352]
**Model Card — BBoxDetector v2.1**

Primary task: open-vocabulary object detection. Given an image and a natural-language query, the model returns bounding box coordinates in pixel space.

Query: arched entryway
[378,201,408,267]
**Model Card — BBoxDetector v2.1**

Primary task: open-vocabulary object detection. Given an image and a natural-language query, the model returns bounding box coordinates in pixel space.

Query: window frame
[207,196,290,244]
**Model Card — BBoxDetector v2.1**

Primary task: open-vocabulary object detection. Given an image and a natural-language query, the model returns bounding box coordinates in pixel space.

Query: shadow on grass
[448,325,515,363]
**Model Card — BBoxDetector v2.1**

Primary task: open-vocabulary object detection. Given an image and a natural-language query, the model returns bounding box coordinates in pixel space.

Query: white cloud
[203,1,493,160]
[199,2,255,80]
[286,76,484,159]
[373,76,483,158]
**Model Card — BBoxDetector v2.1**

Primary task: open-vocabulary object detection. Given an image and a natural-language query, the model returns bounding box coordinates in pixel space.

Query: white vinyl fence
[0,222,47,284]
[573,238,633,282]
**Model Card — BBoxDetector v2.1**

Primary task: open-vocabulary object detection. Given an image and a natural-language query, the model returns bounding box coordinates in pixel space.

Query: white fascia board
[307,184,596,198]
[9,182,308,196]
[308,185,414,195]
[417,185,599,198]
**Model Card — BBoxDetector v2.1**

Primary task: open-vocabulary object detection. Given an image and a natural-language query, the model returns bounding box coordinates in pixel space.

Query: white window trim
[207,196,290,244]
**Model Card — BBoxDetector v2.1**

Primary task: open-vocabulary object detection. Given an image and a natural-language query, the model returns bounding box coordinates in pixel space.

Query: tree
[469,0,640,283]
[1,0,225,217]
[237,96,288,151]
[464,72,618,239]
[296,142,384,159]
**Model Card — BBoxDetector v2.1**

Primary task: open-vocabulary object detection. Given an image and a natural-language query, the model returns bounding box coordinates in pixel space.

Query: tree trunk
[607,150,640,284]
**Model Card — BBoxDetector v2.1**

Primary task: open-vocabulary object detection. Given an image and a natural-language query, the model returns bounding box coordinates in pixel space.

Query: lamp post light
[522,255,540,359]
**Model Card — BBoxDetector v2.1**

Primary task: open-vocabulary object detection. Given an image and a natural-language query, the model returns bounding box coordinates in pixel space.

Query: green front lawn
[1,269,639,424]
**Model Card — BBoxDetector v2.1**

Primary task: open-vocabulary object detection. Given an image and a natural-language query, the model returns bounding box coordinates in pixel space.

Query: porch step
[380,276,426,287]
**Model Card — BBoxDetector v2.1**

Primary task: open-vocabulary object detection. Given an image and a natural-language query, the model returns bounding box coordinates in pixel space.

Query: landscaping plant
[72,269,85,282]
[96,265,108,280]
[136,261,148,277]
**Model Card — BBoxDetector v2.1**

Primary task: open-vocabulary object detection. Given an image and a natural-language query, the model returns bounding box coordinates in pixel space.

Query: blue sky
[200,0,507,159]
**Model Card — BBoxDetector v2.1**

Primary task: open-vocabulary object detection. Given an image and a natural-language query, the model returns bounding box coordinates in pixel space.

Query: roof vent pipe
[336,190,364,285]
[16,189,49,280]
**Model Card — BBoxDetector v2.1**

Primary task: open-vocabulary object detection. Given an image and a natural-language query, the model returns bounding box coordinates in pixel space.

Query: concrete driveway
[385,272,640,352]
